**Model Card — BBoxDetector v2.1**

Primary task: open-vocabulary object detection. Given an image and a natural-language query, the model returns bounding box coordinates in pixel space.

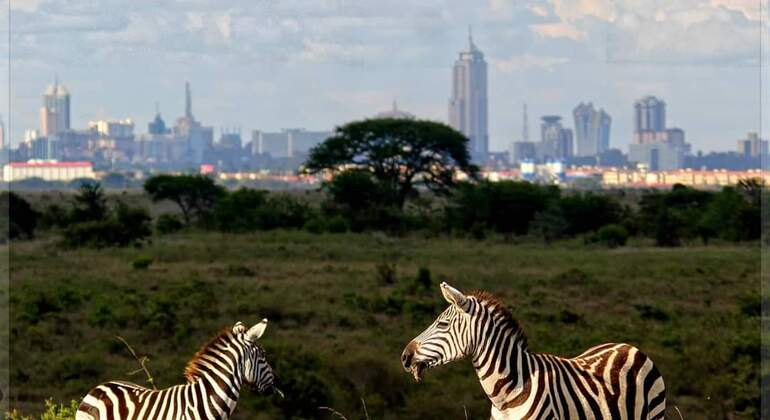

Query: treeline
[2,173,762,248]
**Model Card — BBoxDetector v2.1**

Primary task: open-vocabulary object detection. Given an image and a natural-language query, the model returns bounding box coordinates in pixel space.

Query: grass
[7,230,761,419]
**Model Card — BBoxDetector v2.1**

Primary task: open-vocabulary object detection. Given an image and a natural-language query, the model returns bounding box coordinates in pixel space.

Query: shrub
[415,267,432,290]
[595,224,629,248]
[1,191,40,239]
[132,256,154,270]
[559,192,622,235]
[7,399,80,420]
[376,261,397,285]
[69,182,108,224]
[155,214,184,235]
[303,218,326,234]
[62,203,151,248]
[211,188,268,232]
[447,181,557,236]
[326,215,349,233]
[39,203,70,229]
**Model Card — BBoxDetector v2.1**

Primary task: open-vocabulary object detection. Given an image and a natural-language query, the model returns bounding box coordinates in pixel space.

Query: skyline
[2,0,769,153]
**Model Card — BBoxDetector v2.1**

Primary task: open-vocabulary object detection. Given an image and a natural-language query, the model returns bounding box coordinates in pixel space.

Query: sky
[1,0,769,153]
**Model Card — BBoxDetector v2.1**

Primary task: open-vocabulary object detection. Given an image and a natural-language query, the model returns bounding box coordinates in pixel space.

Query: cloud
[493,53,569,72]
[530,22,586,40]
[536,0,768,65]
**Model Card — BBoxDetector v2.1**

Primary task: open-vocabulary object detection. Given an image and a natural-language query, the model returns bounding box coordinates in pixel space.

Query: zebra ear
[232,321,247,334]
[245,318,268,342]
[440,282,469,311]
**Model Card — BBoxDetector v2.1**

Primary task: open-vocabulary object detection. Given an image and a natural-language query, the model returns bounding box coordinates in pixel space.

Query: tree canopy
[144,174,225,225]
[303,118,478,208]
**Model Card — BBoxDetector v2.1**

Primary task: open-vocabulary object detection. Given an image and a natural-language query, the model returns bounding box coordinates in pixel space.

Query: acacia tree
[144,174,225,225]
[303,118,478,209]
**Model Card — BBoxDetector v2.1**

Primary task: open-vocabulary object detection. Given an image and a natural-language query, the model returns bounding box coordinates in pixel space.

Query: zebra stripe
[402,283,666,420]
[76,320,274,420]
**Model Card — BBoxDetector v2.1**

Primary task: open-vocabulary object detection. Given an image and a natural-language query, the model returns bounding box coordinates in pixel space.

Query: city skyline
[2,0,768,153]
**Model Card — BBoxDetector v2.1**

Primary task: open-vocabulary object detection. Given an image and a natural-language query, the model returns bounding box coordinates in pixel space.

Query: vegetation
[144,174,225,225]
[4,176,763,419]
[303,118,478,209]
[6,231,759,419]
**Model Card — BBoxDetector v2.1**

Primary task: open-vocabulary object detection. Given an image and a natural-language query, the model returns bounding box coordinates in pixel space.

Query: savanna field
[7,230,761,419]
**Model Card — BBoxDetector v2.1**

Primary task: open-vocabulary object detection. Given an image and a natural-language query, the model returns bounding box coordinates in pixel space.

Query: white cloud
[537,0,768,64]
[530,22,586,40]
[493,53,569,72]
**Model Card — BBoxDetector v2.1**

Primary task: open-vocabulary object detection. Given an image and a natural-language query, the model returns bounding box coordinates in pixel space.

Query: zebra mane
[184,327,235,383]
[470,290,528,349]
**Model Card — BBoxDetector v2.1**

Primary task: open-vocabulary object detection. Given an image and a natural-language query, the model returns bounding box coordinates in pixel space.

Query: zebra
[76,320,275,420]
[401,282,666,420]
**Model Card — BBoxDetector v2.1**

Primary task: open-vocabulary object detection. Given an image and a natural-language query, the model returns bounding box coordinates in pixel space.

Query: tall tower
[40,79,71,136]
[573,103,612,157]
[634,96,665,133]
[185,81,194,120]
[0,114,5,149]
[522,103,529,142]
[449,27,488,162]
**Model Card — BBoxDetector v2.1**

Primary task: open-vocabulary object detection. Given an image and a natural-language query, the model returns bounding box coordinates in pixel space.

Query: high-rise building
[449,28,488,161]
[573,102,611,157]
[737,132,768,158]
[251,129,332,159]
[0,114,5,149]
[629,96,690,170]
[634,96,666,135]
[40,80,71,136]
[538,116,573,160]
[173,82,213,164]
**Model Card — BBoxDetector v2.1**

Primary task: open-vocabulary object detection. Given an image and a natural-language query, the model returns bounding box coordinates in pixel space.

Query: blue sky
[2,0,768,153]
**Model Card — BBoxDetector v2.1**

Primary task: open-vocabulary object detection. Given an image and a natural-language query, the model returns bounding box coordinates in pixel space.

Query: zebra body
[402,283,666,420]
[76,320,274,420]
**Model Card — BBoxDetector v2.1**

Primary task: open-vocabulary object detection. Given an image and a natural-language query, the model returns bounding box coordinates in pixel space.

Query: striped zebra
[76,320,275,420]
[401,283,666,420]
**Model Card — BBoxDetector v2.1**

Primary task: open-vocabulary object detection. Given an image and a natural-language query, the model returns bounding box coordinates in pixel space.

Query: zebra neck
[470,323,530,409]
[187,369,243,419]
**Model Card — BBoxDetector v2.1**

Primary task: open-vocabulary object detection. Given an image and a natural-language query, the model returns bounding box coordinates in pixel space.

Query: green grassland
[8,231,760,419]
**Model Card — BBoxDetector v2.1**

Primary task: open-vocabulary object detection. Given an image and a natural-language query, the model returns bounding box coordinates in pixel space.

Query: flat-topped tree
[303,118,479,209]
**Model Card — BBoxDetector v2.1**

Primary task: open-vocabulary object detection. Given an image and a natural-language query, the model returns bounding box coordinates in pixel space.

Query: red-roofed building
[3,160,95,182]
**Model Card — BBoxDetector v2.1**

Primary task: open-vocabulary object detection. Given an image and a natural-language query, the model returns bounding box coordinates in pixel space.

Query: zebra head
[235,319,275,394]
[401,282,472,382]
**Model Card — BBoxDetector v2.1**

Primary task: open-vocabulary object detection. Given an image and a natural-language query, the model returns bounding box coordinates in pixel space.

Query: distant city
[1,30,766,188]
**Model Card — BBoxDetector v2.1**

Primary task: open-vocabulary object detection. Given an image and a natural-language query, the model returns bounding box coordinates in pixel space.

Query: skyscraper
[573,102,611,157]
[538,116,573,160]
[0,114,5,150]
[40,79,71,136]
[634,96,665,133]
[629,96,689,170]
[449,28,488,162]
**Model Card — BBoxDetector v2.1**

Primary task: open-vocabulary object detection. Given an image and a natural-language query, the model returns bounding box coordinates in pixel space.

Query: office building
[40,80,71,136]
[573,102,611,156]
[539,116,573,160]
[449,28,488,161]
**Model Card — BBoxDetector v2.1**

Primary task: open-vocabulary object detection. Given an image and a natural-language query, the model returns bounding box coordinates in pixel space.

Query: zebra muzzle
[410,362,426,382]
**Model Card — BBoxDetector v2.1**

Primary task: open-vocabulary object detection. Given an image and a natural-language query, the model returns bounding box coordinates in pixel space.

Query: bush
[7,399,80,420]
[559,192,622,235]
[132,256,154,270]
[69,182,108,224]
[1,191,40,239]
[156,214,184,235]
[415,267,431,290]
[447,181,557,236]
[595,224,629,248]
[62,203,151,248]
[211,188,268,232]
[326,215,349,233]
[376,261,397,285]
[303,218,326,234]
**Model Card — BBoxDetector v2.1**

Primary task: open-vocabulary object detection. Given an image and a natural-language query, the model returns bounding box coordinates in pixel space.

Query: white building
[3,160,95,182]
[89,119,135,138]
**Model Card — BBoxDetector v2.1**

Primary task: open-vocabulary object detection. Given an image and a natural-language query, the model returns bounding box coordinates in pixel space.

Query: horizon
[2,0,769,153]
